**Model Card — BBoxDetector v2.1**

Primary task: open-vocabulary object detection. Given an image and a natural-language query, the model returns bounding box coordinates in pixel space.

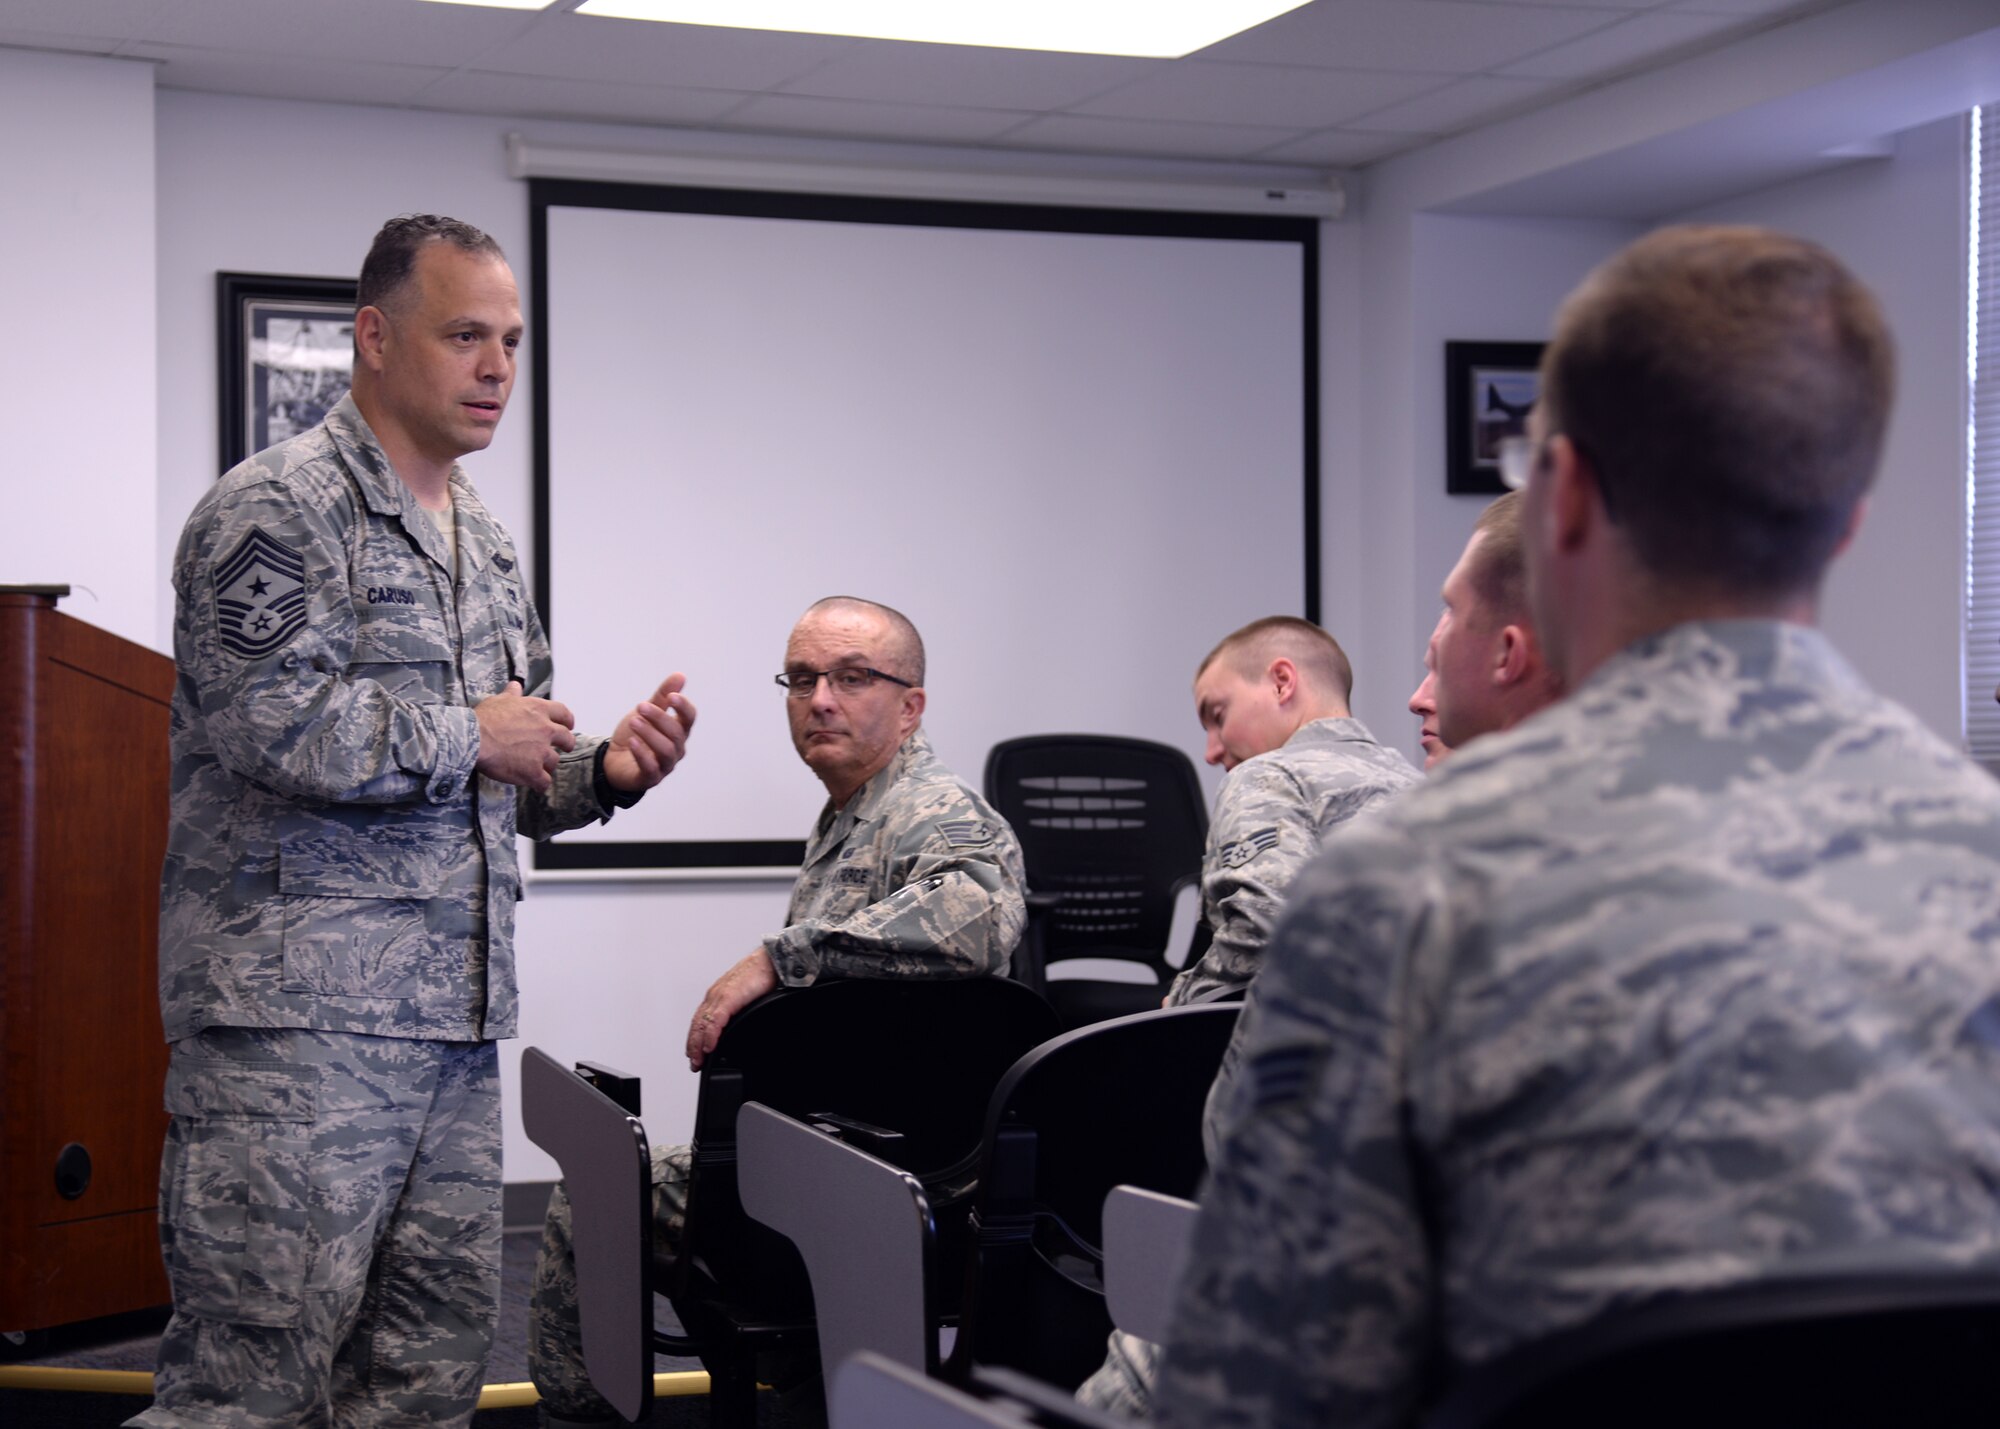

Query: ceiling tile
[472,12,849,89]
[1669,0,1831,15]
[141,0,536,68]
[0,0,166,44]
[724,93,1037,145]
[1203,0,1623,74]
[1072,60,1442,129]
[995,114,1307,161]
[1498,10,1747,80]
[1344,73,1561,134]
[1447,0,1665,8]
[1251,127,1418,165]
[134,44,451,107]
[0,28,133,56]
[775,38,1157,111]
[416,68,748,126]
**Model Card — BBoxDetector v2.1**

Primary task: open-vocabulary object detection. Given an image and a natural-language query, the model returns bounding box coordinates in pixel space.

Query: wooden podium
[0,589,175,1333]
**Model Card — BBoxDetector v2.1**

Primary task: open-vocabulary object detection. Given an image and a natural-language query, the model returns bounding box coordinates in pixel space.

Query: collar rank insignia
[213,527,307,659]
[938,818,995,847]
[1218,827,1280,870]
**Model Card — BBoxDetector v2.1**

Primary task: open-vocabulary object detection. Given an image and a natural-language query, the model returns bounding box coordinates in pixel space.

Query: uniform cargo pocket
[163,1057,317,1329]
[279,834,445,999]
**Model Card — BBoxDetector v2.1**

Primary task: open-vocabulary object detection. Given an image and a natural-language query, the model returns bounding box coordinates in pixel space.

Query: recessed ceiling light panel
[418,0,557,10]
[569,1,1312,58]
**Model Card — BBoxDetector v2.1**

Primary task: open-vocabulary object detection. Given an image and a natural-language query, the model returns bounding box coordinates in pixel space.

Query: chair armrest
[809,1111,908,1156]
[575,1060,642,1116]
[1102,1185,1199,1345]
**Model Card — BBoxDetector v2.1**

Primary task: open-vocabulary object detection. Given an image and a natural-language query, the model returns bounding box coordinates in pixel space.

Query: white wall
[1,50,157,650]
[1670,114,1971,744]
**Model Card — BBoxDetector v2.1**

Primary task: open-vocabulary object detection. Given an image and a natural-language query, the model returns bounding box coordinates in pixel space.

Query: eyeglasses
[774,666,915,699]
[1496,432,1616,516]
[1496,434,1540,491]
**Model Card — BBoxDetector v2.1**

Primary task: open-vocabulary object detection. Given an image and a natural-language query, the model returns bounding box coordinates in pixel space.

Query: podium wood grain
[0,593,174,1331]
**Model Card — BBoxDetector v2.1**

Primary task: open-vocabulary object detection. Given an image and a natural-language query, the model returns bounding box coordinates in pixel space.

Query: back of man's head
[1466,489,1528,624]
[1200,616,1354,710]
[1542,225,1894,600]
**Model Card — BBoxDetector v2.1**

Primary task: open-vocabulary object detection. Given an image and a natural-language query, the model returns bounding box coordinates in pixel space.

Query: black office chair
[649,977,1060,1426]
[984,735,1210,1028]
[946,1002,1238,1391]
[1421,1272,2000,1429]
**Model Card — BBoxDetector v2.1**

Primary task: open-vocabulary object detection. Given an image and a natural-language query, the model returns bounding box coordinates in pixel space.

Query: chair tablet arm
[809,1111,908,1156]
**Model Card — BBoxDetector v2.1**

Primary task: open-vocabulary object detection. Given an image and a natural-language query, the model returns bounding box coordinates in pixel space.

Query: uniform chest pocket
[805,859,880,920]
[352,607,453,703]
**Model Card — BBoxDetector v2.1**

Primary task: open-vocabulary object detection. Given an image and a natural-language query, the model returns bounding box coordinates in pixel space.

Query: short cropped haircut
[805,596,926,686]
[1198,616,1354,703]
[1541,225,1893,597]
[1466,491,1528,622]
[356,214,505,319]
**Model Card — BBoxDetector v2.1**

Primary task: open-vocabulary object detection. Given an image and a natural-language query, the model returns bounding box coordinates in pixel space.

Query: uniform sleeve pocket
[163,1058,317,1328]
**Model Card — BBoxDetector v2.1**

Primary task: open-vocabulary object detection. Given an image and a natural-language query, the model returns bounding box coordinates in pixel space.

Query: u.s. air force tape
[1218,827,1280,869]
[213,527,308,659]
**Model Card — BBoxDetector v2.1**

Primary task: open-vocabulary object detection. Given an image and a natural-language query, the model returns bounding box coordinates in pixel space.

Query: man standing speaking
[135,215,694,1427]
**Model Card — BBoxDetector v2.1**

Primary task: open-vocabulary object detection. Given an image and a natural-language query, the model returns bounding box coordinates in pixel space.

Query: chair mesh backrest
[984,736,1208,971]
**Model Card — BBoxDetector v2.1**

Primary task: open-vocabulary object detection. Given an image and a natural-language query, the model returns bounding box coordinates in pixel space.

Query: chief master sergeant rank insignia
[212,527,307,659]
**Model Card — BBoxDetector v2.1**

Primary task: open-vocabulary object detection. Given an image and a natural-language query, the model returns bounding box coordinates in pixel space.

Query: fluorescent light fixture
[417,0,556,9]
[570,1,1312,58]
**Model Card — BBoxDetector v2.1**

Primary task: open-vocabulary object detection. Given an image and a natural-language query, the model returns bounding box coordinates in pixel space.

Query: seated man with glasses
[530,594,1026,1429]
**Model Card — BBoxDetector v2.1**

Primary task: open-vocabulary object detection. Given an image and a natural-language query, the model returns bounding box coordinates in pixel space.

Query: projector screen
[530,179,1317,874]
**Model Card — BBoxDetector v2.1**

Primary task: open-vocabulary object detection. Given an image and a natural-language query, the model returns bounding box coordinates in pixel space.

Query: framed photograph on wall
[1445,340,1545,495]
[217,272,358,474]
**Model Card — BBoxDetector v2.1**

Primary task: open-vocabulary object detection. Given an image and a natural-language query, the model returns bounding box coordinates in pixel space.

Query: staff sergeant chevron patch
[938,818,996,847]
[213,527,308,659]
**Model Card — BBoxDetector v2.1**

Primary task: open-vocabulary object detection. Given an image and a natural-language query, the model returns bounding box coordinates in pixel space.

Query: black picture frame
[1445,340,1545,495]
[217,271,359,474]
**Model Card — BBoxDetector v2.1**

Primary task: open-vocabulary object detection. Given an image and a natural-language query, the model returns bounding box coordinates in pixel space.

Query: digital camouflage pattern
[143,395,621,1428]
[529,727,1026,1421]
[129,1029,501,1428]
[1155,621,2000,1429]
[1168,717,1420,1006]
[764,728,1027,985]
[160,394,614,1045]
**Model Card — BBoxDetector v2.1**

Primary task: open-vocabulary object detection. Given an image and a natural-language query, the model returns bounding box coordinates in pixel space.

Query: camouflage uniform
[1167,717,1419,1006]
[1154,621,2000,1429]
[530,728,1025,1425]
[136,395,625,1428]
[1078,719,1417,1418]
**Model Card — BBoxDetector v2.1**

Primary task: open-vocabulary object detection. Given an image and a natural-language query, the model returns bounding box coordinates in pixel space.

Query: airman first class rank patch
[938,819,996,847]
[1218,827,1280,869]
[214,527,307,659]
